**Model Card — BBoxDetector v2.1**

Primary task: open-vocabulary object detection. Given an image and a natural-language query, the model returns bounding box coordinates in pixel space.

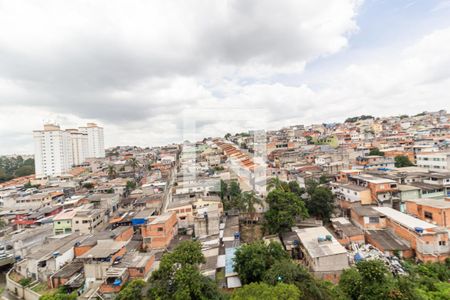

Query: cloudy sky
[1,0,450,154]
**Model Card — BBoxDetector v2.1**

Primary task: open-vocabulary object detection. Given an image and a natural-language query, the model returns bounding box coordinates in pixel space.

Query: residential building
[348,174,399,206]
[72,209,104,234]
[33,123,73,178]
[66,129,88,166]
[141,212,178,250]
[330,217,365,246]
[79,123,105,158]
[78,240,128,289]
[294,226,349,283]
[373,207,449,262]
[405,198,450,228]
[416,151,450,171]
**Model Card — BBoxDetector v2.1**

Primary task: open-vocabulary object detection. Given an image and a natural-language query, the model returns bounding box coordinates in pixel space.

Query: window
[75,221,79,224]
[424,211,433,219]
[439,241,446,246]
[157,227,163,232]
[368,217,379,224]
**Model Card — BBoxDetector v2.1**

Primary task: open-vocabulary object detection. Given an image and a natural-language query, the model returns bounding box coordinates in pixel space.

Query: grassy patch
[31,283,58,296]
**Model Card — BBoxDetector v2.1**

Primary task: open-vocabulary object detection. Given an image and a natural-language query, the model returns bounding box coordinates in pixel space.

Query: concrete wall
[6,269,41,300]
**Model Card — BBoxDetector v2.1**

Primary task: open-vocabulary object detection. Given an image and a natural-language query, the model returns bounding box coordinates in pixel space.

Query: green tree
[307,187,335,221]
[305,178,319,197]
[82,182,94,189]
[40,292,77,300]
[233,241,288,284]
[116,279,146,300]
[239,191,263,225]
[339,260,407,300]
[287,181,304,196]
[107,165,117,179]
[339,267,362,300]
[126,180,136,190]
[148,240,224,300]
[0,218,6,229]
[231,282,301,300]
[263,259,337,300]
[14,165,34,177]
[219,180,228,201]
[264,190,308,234]
[227,181,242,209]
[394,155,414,168]
[127,157,140,173]
[266,177,289,192]
[369,148,384,156]
[0,156,35,182]
[319,175,329,184]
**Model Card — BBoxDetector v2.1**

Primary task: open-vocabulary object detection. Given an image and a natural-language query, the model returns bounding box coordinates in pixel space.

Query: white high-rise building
[33,124,73,178]
[79,123,105,158]
[66,129,88,166]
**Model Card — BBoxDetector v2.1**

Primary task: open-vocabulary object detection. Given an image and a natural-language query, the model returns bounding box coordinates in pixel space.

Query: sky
[1,0,450,154]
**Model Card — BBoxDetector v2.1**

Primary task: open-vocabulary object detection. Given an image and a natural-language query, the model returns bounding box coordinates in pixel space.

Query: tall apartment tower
[33,123,73,178]
[66,129,88,166]
[79,123,105,158]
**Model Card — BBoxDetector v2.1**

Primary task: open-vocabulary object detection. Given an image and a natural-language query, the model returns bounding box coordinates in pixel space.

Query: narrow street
[162,167,176,213]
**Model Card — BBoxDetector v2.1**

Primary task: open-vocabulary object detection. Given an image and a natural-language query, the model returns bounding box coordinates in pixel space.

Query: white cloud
[0,1,449,154]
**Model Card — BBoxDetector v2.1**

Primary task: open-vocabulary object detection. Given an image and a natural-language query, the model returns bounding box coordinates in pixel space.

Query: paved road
[162,167,176,213]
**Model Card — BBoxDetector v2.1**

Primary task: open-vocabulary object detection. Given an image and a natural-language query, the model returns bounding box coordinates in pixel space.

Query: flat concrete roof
[398,184,421,191]
[373,207,436,230]
[295,226,347,258]
[352,205,384,217]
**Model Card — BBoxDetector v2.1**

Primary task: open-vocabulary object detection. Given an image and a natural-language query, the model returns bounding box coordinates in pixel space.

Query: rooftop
[294,226,347,258]
[373,207,436,231]
[405,198,450,209]
[149,212,174,225]
[351,205,384,217]
[350,174,396,184]
[397,184,421,192]
[79,240,127,259]
[366,230,410,251]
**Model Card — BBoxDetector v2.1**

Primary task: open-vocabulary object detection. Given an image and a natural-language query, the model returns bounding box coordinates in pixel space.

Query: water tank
[113,279,122,286]
[414,227,424,234]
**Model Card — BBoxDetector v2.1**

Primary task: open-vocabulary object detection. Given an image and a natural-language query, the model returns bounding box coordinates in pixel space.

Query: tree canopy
[116,279,146,300]
[0,156,35,182]
[233,241,288,284]
[147,240,224,300]
[264,189,308,234]
[263,259,340,300]
[368,148,384,156]
[339,259,450,300]
[394,155,414,168]
[231,282,301,300]
[307,186,335,221]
